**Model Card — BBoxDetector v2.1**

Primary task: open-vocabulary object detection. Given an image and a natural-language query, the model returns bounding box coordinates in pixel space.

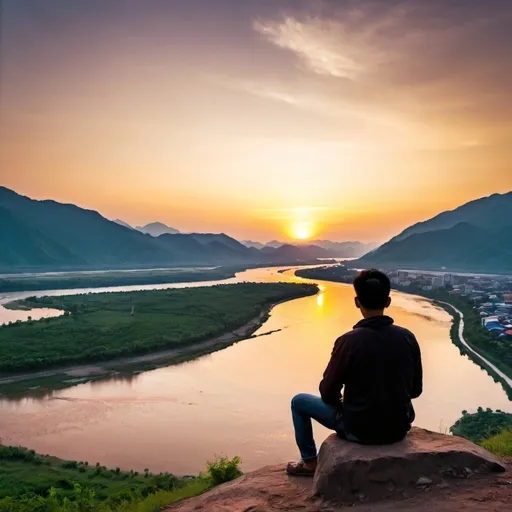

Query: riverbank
[0,267,237,293]
[0,261,330,294]
[433,300,512,399]
[0,283,318,394]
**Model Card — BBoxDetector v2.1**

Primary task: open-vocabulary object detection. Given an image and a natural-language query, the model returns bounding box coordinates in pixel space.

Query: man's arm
[411,336,423,399]
[319,335,351,409]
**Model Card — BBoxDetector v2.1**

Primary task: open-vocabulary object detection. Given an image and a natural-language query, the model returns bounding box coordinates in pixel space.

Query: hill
[309,240,378,257]
[0,187,175,270]
[0,207,87,269]
[137,221,180,236]
[0,187,331,272]
[242,240,265,250]
[241,239,378,257]
[112,219,134,230]
[359,192,512,273]
[393,192,512,242]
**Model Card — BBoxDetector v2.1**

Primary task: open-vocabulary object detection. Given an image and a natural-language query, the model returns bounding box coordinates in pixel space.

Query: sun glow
[291,220,314,240]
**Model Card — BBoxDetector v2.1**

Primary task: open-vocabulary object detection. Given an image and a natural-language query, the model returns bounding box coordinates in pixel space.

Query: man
[287,269,423,476]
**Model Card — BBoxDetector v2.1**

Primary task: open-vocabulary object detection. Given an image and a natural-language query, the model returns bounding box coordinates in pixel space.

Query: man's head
[353,269,391,317]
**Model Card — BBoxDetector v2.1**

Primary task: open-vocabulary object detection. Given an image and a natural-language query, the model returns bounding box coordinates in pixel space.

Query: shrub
[450,408,512,443]
[206,456,242,486]
[481,429,512,457]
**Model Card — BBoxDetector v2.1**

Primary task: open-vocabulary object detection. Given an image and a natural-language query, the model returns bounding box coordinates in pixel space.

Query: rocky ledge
[168,428,510,512]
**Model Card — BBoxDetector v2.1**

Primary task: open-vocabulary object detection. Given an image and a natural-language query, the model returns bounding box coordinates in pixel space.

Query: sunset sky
[1,0,511,243]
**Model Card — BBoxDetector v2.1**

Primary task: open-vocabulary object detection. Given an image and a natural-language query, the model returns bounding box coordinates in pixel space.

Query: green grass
[0,446,177,502]
[481,430,512,458]
[0,446,242,511]
[0,283,317,372]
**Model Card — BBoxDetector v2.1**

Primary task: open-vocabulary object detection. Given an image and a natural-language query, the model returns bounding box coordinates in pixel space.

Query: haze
[1,0,511,242]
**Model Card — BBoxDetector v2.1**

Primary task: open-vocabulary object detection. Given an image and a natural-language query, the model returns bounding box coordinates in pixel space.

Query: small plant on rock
[206,455,242,486]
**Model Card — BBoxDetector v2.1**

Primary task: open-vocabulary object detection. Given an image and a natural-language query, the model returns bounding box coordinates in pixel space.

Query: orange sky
[1,1,511,243]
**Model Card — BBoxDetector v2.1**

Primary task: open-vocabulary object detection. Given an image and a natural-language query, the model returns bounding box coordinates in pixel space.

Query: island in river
[0,282,318,379]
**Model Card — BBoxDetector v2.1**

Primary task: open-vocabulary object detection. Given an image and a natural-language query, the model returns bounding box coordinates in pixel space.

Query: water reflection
[0,266,509,475]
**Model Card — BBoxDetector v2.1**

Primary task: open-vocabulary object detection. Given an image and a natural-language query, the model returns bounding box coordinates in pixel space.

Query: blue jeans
[291,393,352,461]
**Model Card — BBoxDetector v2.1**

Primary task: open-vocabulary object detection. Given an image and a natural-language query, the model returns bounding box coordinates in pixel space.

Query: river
[0,266,510,474]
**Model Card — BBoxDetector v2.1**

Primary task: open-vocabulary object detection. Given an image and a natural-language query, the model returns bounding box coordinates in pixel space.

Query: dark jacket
[319,315,422,444]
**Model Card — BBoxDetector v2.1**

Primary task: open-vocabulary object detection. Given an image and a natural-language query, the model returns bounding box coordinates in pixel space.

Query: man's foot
[286,459,317,476]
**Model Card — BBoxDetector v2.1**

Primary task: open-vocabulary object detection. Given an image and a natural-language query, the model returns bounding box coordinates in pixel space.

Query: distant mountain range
[359,192,512,273]
[0,187,335,272]
[136,222,180,237]
[113,219,180,236]
[242,239,378,258]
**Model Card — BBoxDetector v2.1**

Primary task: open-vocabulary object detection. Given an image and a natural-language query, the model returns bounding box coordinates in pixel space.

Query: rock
[312,427,506,504]
[166,456,512,512]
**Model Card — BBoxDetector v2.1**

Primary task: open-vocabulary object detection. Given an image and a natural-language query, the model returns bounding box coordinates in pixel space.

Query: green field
[0,445,241,511]
[0,282,317,372]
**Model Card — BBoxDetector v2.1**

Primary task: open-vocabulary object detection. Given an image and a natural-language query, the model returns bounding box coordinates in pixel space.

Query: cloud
[253,17,372,79]
[247,1,512,149]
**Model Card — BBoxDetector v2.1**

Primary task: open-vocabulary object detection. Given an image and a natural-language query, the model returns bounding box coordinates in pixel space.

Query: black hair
[353,269,391,309]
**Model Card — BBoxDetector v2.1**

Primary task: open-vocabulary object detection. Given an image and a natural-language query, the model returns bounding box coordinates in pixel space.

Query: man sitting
[287,269,423,476]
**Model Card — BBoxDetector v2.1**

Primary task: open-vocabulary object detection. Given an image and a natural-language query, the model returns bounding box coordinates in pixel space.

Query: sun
[291,220,314,240]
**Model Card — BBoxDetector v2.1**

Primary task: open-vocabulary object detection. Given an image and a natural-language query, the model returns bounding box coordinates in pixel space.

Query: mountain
[0,207,87,269]
[0,187,175,269]
[136,222,180,237]
[190,233,248,253]
[359,192,512,273]
[242,239,378,257]
[0,187,331,272]
[260,243,332,261]
[266,240,284,249]
[113,219,134,230]
[309,240,379,257]
[242,240,265,250]
[392,192,512,242]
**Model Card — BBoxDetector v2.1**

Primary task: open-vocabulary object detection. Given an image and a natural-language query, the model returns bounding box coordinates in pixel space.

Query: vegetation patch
[0,267,238,293]
[481,429,512,458]
[0,445,241,511]
[0,283,317,373]
[450,407,512,444]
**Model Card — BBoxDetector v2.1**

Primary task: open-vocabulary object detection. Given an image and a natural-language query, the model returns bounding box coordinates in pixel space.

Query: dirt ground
[167,460,512,512]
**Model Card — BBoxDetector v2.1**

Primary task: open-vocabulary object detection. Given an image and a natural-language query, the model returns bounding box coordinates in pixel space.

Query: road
[438,301,512,389]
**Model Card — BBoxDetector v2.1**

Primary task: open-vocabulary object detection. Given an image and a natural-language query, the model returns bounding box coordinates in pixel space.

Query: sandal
[286,459,317,476]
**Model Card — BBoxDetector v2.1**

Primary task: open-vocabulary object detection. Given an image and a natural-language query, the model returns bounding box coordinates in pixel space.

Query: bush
[481,429,512,457]
[206,456,242,486]
[450,408,512,443]
[61,460,79,469]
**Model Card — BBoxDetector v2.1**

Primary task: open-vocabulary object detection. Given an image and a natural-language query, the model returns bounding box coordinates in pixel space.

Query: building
[444,273,455,285]
[432,276,445,288]
[464,284,474,294]
[398,271,409,280]
[482,316,500,328]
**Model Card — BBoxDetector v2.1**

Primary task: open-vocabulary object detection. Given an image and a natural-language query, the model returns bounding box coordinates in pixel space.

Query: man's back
[320,315,422,444]
[287,269,422,476]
